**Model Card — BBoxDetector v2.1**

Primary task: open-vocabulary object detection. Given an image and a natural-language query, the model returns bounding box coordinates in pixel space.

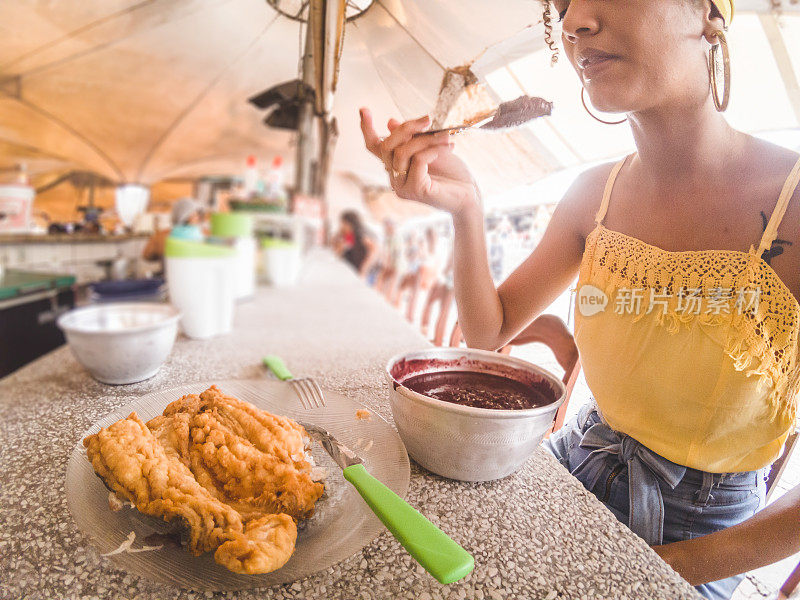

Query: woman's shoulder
[745,134,798,159]
[744,135,799,171]
[741,135,798,181]
[740,135,800,209]
[571,159,622,194]
[553,159,622,239]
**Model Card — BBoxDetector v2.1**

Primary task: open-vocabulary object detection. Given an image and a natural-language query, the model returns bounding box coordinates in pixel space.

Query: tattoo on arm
[759,210,792,265]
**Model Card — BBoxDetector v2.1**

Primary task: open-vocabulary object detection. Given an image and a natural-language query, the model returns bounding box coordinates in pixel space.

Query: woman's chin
[593,102,628,115]
[583,89,630,116]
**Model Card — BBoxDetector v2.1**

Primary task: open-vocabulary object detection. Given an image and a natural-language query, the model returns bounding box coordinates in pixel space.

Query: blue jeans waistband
[571,402,764,546]
[577,402,762,482]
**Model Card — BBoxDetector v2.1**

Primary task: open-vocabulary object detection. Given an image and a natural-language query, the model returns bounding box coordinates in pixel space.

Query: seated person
[332,210,379,278]
[142,198,205,262]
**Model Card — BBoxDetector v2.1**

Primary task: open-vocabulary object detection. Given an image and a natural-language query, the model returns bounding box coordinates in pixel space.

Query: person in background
[393,231,429,320]
[376,219,402,298]
[420,242,455,341]
[488,227,504,282]
[332,210,379,278]
[418,227,447,290]
[363,222,385,286]
[142,197,205,262]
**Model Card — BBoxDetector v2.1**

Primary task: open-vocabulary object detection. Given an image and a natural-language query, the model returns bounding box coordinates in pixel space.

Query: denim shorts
[544,403,767,600]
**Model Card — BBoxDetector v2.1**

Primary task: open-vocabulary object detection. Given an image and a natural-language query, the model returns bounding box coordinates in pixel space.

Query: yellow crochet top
[574,153,800,472]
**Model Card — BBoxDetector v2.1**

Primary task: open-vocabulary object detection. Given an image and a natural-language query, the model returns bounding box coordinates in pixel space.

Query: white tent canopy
[1,0,799,211]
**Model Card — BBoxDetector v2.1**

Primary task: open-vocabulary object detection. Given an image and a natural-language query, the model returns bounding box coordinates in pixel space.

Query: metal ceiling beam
[8,96,124,182]
[0,76,22,99]
[295,25,317,195]
[1,0,235,78]
[294,0,346,197]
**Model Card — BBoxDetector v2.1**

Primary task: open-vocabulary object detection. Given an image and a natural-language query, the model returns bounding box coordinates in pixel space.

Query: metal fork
[263,355,326,409]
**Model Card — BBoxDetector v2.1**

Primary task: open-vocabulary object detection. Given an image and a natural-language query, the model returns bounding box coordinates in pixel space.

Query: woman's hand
[359,108,479,217]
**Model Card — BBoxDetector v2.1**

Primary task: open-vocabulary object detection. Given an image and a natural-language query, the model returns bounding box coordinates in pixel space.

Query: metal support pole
[295,27,317,196]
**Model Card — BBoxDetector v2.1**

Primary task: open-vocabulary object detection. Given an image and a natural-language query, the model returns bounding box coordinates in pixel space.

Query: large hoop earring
[709,30,730,112]
[580,87,627,125]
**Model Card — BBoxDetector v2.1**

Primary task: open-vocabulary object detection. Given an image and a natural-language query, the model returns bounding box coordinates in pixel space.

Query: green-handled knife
[264,354,474,583]
[297,419,475,585]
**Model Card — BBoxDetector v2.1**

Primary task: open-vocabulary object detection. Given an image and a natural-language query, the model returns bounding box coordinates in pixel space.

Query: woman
[332,210,379,277]
[359,1,800,598]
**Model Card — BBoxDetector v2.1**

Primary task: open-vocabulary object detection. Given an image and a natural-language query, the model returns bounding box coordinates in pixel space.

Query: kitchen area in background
[0,155,322,378]
[2,2,800,599]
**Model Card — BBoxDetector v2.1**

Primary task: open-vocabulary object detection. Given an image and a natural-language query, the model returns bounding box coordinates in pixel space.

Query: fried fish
[83,385,325,574]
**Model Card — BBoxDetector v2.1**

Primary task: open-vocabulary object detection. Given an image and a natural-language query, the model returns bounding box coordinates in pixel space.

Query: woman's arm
[454,175,590,349]
[331,232,345,256]
[653,483,800,585]
[359,108,602,350]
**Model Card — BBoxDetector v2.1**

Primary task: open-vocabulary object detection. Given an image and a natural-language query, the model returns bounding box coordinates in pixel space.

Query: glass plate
[65,379,410,591]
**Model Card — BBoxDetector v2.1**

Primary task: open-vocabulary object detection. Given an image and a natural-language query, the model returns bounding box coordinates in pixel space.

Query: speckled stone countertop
[0,251,700,600]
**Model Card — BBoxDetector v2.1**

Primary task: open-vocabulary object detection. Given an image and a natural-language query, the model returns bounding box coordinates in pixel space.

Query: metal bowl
[385,347,565,482]
[57,303,181,385]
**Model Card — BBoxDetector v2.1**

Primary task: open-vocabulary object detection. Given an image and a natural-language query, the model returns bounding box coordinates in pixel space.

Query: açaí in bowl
[385,347,565,482]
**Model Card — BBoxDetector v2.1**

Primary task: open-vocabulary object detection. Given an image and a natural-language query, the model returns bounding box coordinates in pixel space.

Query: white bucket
[261,244,302,287]
[0,184,34,232]
[166,256,236,339]
[232,237,256,298]
[115,184,149,228]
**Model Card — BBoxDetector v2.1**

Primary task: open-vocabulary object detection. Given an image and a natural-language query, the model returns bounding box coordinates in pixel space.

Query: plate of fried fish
[66,381,410,591]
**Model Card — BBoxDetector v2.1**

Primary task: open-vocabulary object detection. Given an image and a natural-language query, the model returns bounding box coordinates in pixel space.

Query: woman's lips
[576,48,620,80]
[581,56,618,80]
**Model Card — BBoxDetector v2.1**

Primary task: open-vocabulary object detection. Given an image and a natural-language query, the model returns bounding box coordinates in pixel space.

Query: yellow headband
[712,0,733,24]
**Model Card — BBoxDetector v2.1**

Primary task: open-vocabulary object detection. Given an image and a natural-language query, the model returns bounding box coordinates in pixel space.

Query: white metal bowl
[57,303,181,385]
[385,347,565,482]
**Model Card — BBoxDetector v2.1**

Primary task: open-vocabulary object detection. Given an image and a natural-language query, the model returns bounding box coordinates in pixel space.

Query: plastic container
[0,184,34,232]
[89,279,166,304]
[243,155,259,198]
[210,212,256,299]
[260,237,302,287]
[265,155,286,200]
[164,238,236,339]
[115,185,149,228]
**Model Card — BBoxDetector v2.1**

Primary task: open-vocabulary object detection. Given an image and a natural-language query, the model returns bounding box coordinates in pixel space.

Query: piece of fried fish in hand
[83,385,325,575]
